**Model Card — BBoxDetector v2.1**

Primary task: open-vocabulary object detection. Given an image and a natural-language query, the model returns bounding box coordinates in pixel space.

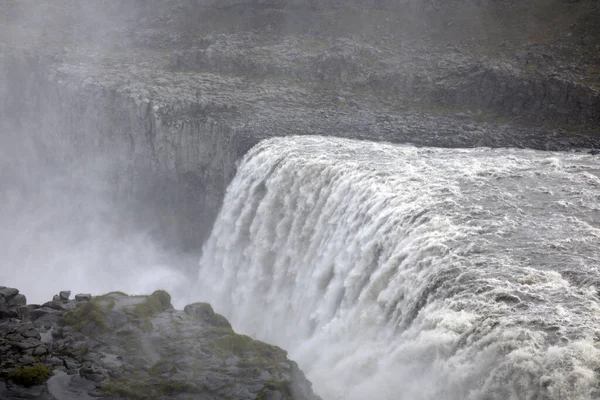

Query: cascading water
[196,136,600,399]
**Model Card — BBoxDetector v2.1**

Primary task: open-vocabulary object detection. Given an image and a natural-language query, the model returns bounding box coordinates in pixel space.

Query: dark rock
[18,355,36,365]
[17,306,30,321]
[0,287,19,298]
[14,337,43,350]
[32,346,48,356]
[8,294,26,307]
[29,308,54,322]
[59,291,71,301]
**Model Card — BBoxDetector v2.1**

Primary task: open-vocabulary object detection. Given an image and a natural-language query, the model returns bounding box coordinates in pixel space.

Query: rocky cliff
[0,286,320,400]
[1,0,599,251]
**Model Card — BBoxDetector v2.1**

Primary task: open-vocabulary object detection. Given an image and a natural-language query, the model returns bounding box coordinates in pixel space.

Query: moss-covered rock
[130,290,173,319]
[62,299,109,331]
[1,288,320,400]
[6,364,52,387]
[184,302,232,329]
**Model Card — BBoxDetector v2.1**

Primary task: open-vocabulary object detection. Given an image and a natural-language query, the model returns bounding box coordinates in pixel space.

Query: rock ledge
[0,287,320,400]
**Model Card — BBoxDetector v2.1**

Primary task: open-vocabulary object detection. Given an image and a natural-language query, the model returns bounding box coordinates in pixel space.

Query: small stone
[32,346,47,356]
[48,356,64,367]
[59,291,71,301]
[64,357,81,370]
[52,295,60,303]
[75,293,92,302]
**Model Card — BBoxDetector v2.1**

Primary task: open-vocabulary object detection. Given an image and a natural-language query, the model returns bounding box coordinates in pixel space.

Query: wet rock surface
[0,287,320,400]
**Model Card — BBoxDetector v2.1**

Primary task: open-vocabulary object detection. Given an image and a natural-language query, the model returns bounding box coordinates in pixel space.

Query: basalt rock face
[0,0,599,249]
[0,287,320,400]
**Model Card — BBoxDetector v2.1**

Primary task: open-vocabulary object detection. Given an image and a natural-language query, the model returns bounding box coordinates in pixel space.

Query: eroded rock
[0,287,321,400]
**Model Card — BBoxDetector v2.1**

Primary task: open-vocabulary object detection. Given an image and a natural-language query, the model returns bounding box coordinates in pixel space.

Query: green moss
[210,334,287,361]
[210,313,232,329]
[185,302,233,329]
[103,377,199,399]
[185,302,215,320]
[63,300,108,332]
[156,381,198,395]
[141,318,154,332]
[7,364,52,387]
[102,381,149,399]
[130,290,173,319]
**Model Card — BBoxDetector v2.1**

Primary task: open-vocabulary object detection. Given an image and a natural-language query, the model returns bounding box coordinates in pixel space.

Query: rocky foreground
[0,286,320,400]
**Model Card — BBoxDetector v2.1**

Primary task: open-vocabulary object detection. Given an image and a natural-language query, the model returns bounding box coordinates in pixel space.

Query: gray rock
[19,355,37,365]
[0,287,19,298]
[74,294,91,302]
[8,294,26,307]
[0,286,319,399]
[33,345,48,356]
[14,337,43,350]
[29,308,56,322]
[17,306,30,321]
[59,291,71,301]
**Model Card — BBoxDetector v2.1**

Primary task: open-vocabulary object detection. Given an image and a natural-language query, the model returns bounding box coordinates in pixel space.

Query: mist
[0,119,197,308]
[0,2,197,308]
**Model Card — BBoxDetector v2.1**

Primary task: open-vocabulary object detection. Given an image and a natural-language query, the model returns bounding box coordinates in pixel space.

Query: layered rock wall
[1,52,241,251]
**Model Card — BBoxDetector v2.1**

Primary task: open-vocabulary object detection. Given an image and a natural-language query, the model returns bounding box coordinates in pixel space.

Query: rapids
[196,136,600,400]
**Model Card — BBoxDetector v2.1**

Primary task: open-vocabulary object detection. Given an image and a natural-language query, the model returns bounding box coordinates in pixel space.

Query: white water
[196,136,600,400]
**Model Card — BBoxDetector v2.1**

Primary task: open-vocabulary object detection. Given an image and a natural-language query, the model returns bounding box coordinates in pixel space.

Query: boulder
[75,294,92,302]
[59,291,71,301]
[0,287,19,298]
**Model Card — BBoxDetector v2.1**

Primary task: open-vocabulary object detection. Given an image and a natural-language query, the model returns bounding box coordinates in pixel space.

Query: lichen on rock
[0,286,321,400]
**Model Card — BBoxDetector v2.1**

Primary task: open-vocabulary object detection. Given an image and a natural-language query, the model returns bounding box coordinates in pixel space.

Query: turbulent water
[196,136,600,400]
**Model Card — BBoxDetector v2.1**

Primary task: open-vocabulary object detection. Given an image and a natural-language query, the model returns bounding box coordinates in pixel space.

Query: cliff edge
[0,287,320,400]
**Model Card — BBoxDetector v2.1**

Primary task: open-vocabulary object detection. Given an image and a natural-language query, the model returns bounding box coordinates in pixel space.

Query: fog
[0,120,197,307]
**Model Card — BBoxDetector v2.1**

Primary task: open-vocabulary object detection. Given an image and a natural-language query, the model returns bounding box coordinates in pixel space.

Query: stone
[0,287,19,298]
[8,294,26,307]
[6,333,24,342]
[33,345,48,356]
[14,337,43,350]
[75,294,92,302]
[29,308,55,322]
[59,291,71,301]
[18,355,36,365]
[17,306,30,321]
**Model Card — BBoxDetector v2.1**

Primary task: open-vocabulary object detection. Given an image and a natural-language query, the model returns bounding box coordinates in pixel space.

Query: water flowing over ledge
[197,136,600,400]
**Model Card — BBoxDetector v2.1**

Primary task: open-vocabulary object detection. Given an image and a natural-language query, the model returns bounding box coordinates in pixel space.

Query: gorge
[1,1,600,399]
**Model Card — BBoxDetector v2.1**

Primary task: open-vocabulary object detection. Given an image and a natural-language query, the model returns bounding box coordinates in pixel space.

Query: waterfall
[196,136,600,400]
